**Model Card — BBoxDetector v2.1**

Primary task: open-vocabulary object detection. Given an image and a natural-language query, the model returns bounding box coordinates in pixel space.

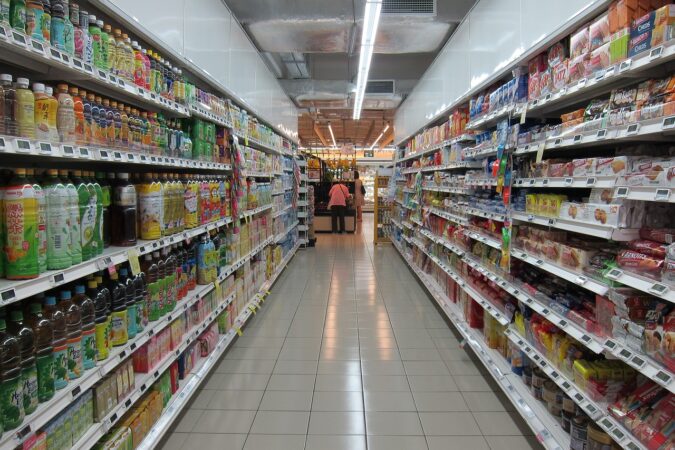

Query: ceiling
[223,0,476,148]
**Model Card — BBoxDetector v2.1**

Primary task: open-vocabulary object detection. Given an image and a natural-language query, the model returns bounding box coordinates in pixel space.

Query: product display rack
[297,157,310,247]
[373,172,392,244]
[392,2,675,450]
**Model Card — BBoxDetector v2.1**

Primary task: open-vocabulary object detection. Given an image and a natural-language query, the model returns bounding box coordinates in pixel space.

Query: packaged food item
[571,25,591,58]
[617,249,665,277]
[560,201,585,221]
[560,243,595,272]
[572,158,595,176]
[588,188,619,204]
[628,240,667,258]
[567,53,590,83]
[588,42,611,75]
[552,62,568,92]
[590,14,610,50]
[594,156,629,177]
[548,42,567,68]
[609,27,630,64]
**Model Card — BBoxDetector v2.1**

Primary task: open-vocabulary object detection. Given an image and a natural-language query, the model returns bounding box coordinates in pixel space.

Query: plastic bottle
[43,295,67,390]
[186,238,197,291]
[88,171,103,255]
[71,170,94,261]
[80,10,93,65]
[62,0,73,56]
[25,0,43,40]
[104,25,116,74]
[15,78,35,140]
[0,74,16,136]
[59,170,81,264]
[118,267,136,339]
[58,290,82,380]
[49,0,65,51]
[138,172,162,240]
[163,246,176,313]
[197,233,215,285]
[72,4,86,60]
[0,314,24,429]
[97,172,111,248]
[182,176,195,231]
[111,101,121,146]
[25,301,54,402]
[94,95,105,145]
[110,28,122,78]
[55,83,74,143]
[94,273,112,354]
[98,20,109,71]
[88,15,101,69]
[178,243,189,299]
[123,34,134,83]
[40,0,50,43]
[33,83,52,142]
[80,89,92,145]
[4,169,39,279]
[107,271,127,346]
[132,40,144,88]
[9,0,26,32]
[69,86,84,144]
[8,310,38,415]
[43,86,59,143]
[72,284,95,370]
[111,173,136,246]
[102,98,114,147]
[43,169,71,270]
[87,279,107,361]
[155,250,166,317]
[132,270,145,332]
[119,103,128,148]
[26,173,46,277]
[141,48,151,90]
[142,253,160,321]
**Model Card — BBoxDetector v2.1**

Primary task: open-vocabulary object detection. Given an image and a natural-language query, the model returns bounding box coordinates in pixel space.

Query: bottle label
[67,335,83,379]
[139,186,162,239]
[36,353,55,403]
[41,11,50,42]
[46,187,72,269]
[158,277,166,315]
[106,316,113,351]
[127,303,137,338]
[110,310,128,346]
[135,300,144,332]
[10,3,26,32]
[36,189,47,272]
[20,364,38,415]
[69,190,82,264]
[166,273,176,312]
[74,27,86,60]
[80,192,96,258]
[5,185,39,279]
[95,321,109,361]
[0,374,25,429]
[51,17,66,51]
[148,281,160,321]
[114,186,136,207]
[81,328,96,370]
[53,344,68,390]
[26,6,42,41]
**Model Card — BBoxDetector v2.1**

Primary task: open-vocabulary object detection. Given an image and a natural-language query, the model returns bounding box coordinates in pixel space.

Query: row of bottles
[0,1,187,102]
[0,169,235,279]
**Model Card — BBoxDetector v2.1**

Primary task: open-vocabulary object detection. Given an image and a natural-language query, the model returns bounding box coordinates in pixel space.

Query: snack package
[628,240,668,258]
[571,25,591,58]
[617,249,665,278]
[560,243,596,272]
[590,14,611,50]
[560,201,586,221]
[552,61,569,91]
[573,158,596,176]
[567,53,590,83]
[589,188,621,204]
[589,42,611,75]
[548,42,567,68]
[640,228,675,244]
[664,243,675,283]
[595,156,630,177]
[610,27,630,64]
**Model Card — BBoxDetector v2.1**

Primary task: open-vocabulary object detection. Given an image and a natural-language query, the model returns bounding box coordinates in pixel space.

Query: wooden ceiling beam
[380,131,395,149]
[313,122,329,147]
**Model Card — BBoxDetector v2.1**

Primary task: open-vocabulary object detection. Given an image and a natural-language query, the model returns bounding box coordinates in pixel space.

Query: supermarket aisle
[161,217,541,450]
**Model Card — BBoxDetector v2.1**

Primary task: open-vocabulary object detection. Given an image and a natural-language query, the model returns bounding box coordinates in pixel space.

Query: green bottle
[85,172,103,255]
[26,169,47,274]
[59,170,82,265]
[0,314,24,430]
[8,310,38,415]
[71,170,93,261]
[98,20,109,71]
[9,0,26,33]
[88,15,102,69]
[4,169,40,280]
[44,169,72,270]
[96,172,111,248]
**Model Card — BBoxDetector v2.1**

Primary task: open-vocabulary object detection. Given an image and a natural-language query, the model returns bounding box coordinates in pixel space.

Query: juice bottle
[218,176,227,220]
[59,290,81,380]
[43,295,67,390]
[72,284,94,370]
[186,238,197,291]
[55,83,75,144]
[163,247,176,313]
[123,34,134,82]
[97,172,111,248]
[98,20,109,71]
[0,74,16,136]
[175,176,185,232]
[210,176,220,220]
[9,0,26,32]
[4,169,39,279]
[0,314,24,429]
[88,279,107,361]
[15,78,35,139]
[139,112,150,152]
[102,24,115,73]
[43,169,71,270]
[142,253,160,321]
[94,95,105,145]
[111,173,137,246]
[71,170,93,261]
[33,83,52,142]
[40,0,50,43]
[88,172,103,255]
[127,107,138,151]
[69,87,84,144]
[119,103,129,149]
[138,172,162,240]
[183,175,197,230]
[72,4,86,61]
[59,170,81,264]
[62,0,73,56]
[80,89,91,145]
[132,40,144,88]
[49,0,65,50]
[155,250,165,317]
[88,15,101,69]
[132,270,145,332]
[118,267,136,339]
[102,98,114,147]
[26,0,43,40]
[178,243,188,298]
[197,233,215,285]
[8,310,38,415]
[110,101,121,146]
[95,273,112,353]
[43,86,59,142]
[107,271,127,346]
[141,48,151,90]
[86,93,99,145]
[25,301,54,402]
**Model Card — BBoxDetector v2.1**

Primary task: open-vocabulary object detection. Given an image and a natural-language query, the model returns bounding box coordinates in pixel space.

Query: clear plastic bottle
[43,169,71,270]
[132,270,145,332]
[81,89,92,144]
[142,252,160,321]
[123,33,134,83]
[25,0,43,40]
[0,313,24,429]
[25,301,54,402]
[58,289,81,380]
[8,309,38,415]
[59,169,81,264]
[102,98,114,147]
[156,250,166,317]
[0,74,16,136]
[99,20,109,71]
[49,0,65,51]
[111,173,136,246]
[72,4,86,60]
[15,77,35,140]
[43,295,67,390]
[9,0,27,32]
[71,170,94,261]
[33,83,53,142]
[62,0,73,56]
[111,101,121,147]
[87,171,103,255]
[72,284,95,370]
[55,83,75,144]
[87,279,107,361]
[40,0,50,43]
[88,15,101,69]
[119,267,136,339]
[97,172,111,248]
[163,246,176,314]
[69,86,84,144]
[43,86,59,143]
[107,270,127,346]
[94,273,112,354]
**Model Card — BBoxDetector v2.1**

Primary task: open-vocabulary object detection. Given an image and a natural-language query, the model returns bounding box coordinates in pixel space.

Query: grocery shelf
[0,216,232,307]
[243,171,274,179]
[464,178,498,187]
[422,185,469,195]
[427,206,469,226]
[391,241,570,450]
[465,206,507,222]
[418,228,466,258]
[275,221,299,243]
[397,134,475,164]
[239,204,273,220]
[464,230,502,250]
[511,212,640,241]
[466,103,525,131]
[514,176,618,189]
[604,267,675,304]
[272,204,292,218]
[504,328,647,450]
[0,25,189,118]
[464,144,500,159]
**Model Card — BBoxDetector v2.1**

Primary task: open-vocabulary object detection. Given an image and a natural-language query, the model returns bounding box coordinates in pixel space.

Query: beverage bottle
[88,15,101,69]
[142,253,160,321]
[87,171,103,255]
[178,243,189,298]
[164,246,176,313]
[210,176,220,220]
[80,89,91,144]
[102,98,114,147]
[186,238,197,291]
[57,170,80,264]
[107,270,127,346]
[15,78,35,140]
[9,0,26,32]
[219,176,227,220]
[138,172,162,240]
[71,284,94,370]
[69,87,84,144]
[49,0,65,50]
[156,250,166,317]
[33,83,52,142]
[59,290,81,380]
[175,176,185,232]
[70,170,93,260]
[80,9,93,65]
[99,21,109,71]
[8,309,38,415]
[43,169,71,270]
[40,0,50,43]
[94,95,105,145]
[119,103,129,149]
[43,86,59,143]
[123,34,133,82]
[87,279,107,361]
[87,93,99,145]
[62,0,73,56]
[132,271,145,332]
[43,295,67,390]
[172,244,183,301]
[217,228,227,274]
[0,74,16,136]
[55,83,74,143]
[166,120,176,157]
[132,41,144,88]
[184,175,198,229]
[146,112,157,153]
[128,107,138,151]
[25,0,43,40]
[110,173,136,246]
[96,172,111,248]
[141,48,151,90]
[94,272,112,353]
[25,301,54,402]
[197,233,215,285]
[4,169,39,279]
[72,3,86,60]
[117,267,136,339]
[156,113,167,153]
[0,313,24,429]
[111,101,121,146]
[110,28,121,76]
[80,171,98,257]
[140,112,151,152]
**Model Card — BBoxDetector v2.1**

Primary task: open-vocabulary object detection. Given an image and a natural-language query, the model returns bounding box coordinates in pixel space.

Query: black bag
[360,184,366,195]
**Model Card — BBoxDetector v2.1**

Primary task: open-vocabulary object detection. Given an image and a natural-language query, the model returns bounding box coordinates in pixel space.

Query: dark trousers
[331,205,346,233]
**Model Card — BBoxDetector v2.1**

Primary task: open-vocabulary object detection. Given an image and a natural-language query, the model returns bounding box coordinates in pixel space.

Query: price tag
[626,123,640,135]
[11,30,27,46]
[150,156,157,163]
[109,74,117,84]
[563,177,573,187]
[649,45,664,59]
[97,69,108,81]
[113,151,123,161]
[38,142,53,155]
[127,249,141,275]
[619,58,632,72]
[127,153,135,162]
[573,134,582,143]
[72,58,84,70]
[137,87,145,96]
[118,79,126,89]
[596,129,607,139]
[0,287,15,303]
[655,370,672,385]
[83,63,94,74]
[655,188,671,201]
[15,139,32,153]
[649,283,668,296]
[594,69,605,81]
[62,145,75,156]
[29,38,45,53]
[662,116,675,130]
[79,147,90,159]
[586,177,596,186]
[575,276,587,285]
[99,149,109,160]
[60,53,70,65]
[605,268,623,280]
[51,272,65,285]
[0,25,7,40]
[577,78,587,87]
[614,187,629,198]
[542,179,549,186]
[553,138,562,146]
[0,136,6,152]
[140,154,148,163]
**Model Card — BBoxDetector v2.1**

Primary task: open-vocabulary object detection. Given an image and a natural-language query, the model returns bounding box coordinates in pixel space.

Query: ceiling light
[369,123,390,150]
[328,123,337,148]
[353,0,382,121]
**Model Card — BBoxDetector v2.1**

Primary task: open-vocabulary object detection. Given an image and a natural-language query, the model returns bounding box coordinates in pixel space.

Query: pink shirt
[328,183,350,208]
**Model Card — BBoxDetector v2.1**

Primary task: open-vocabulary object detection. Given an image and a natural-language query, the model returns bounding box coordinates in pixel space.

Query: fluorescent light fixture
[383,123,390,132]
[369,123,389,150]
[353,0,382,121]
[328,123,337,148]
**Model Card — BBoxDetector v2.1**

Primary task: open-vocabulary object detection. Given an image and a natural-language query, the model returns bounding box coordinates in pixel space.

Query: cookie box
[590,13,611,50]
[594,156,630,177]
[571,25,591,58]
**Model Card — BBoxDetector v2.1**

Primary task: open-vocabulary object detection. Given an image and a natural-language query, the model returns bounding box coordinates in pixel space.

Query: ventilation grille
[382,0,435,15]
[366,80,395,95]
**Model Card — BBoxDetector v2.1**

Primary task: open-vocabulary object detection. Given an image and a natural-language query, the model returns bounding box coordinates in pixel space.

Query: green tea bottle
[119,267,136,339]
[4,169,40,280]
[26,169,46,274]
[44,169,72,270]
[72,284,95,370]
[0,314,24,429]
[8,310,38,415]
[71,170,93,261]
[59,170,81,265]
[108,271,127,346]
[43,295,67,390]
[85,171,102,255]
[25,302,54,403]
[59,290,82,380]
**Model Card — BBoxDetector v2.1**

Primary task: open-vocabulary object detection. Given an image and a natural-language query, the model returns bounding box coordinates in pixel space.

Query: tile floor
[161,216,542,450]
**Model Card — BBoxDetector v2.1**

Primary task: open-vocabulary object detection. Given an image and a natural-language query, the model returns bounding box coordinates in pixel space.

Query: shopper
[328,180,351,234]
[354,171,365,222]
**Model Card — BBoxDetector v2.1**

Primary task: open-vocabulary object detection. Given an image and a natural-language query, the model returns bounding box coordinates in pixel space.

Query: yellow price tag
[127,249,141,276]
[235,327,243,336]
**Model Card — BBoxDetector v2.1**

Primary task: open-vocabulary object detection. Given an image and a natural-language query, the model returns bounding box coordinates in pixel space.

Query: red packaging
[617,249,665,276]
[467,299,484,329]
[640,228,675,244]
[628,240,667,258]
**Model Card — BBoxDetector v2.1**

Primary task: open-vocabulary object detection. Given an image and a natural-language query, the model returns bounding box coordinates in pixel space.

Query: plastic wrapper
[627,240,668,259]
[589,14,611,50]
[570,25,591,58]
[617,249,665,278]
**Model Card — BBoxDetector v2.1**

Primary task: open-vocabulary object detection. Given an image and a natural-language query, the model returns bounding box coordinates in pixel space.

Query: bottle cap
[0,74,12,82]
[96,20,103,27]
[75,285,85,294]
[16,77,30,88]
[10,310,23,322]
[45,296,57,306]
[30,303,42,314]
[33,83,45,93]
[60,290,71,300]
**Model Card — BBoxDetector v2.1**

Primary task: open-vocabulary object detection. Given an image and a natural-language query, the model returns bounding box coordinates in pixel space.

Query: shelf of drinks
[239,204,272,221]
[0,215,233,307]
[74,293,236,450]
[390,240,570,450]
[408,224,675,392]
[503,329,647,450]
[511,212,639,241]
[0,234,277,450]
[397,134,476,164]
[275,221,299,244]
[0,25,189,118]
[242,171,274,179]
[272,204,292,218]
[0,135,233,171]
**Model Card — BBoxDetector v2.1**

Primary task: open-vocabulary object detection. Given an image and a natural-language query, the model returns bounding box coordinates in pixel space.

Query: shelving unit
[373,172,392,244]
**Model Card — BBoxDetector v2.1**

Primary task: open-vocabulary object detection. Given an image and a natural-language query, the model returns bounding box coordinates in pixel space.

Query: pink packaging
[571,25,591,58]
[573,158,595,176]
[590,13,611,50]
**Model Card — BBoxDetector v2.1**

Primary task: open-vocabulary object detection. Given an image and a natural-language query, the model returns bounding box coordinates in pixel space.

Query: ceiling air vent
[382,0,436,16]
[365,80,395,95]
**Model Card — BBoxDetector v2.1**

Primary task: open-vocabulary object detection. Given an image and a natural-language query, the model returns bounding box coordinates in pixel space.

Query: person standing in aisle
[354,171,365,222]
[328,180,351,234]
